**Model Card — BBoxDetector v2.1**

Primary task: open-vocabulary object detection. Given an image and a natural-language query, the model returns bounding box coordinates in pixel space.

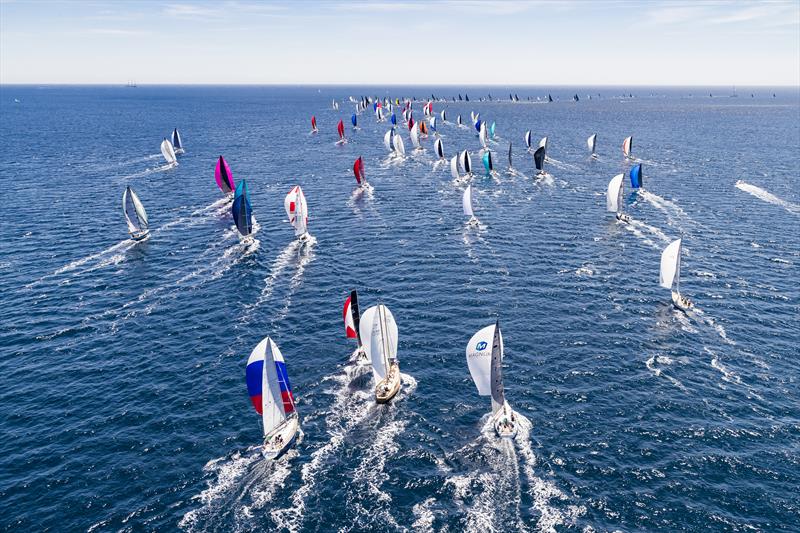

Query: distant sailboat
[466,320,517,438]
[245,336,301,459]
[215,156,236,196]
[533,146,546,176]
[310,115,318,133]
[450,155,461,181]
[660,238,692,311]
[360,304,401,403]
[351,113,358,129]
[392,132,406,156]
[587,133,597,157]
[284,185,310,241]
[457,114,463,127]
[482,150,494,175]
[160,138,177,167]
[460,150,473,175]
[440,109,447,122]
[344,290,368,364]
[622,136,633,158]
[232,180,253,239]
[122,186,149,241]
[629,163,643,188]
[463,184,478,225]
[490,121,496,139]
[409,123,422,150]
[353,156,368,188]
[479,122,488,149]
[524,130,532,151]
[384,129,395,153]
[538,136,549,153]
[171,128,184,154]
[336,120,347,145]
[607,173,630,223]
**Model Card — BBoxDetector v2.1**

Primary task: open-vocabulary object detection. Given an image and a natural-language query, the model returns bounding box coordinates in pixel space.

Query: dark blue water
[1,86,798,532]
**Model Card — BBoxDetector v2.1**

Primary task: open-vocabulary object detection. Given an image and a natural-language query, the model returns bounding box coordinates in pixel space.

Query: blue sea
[1,85,798,532]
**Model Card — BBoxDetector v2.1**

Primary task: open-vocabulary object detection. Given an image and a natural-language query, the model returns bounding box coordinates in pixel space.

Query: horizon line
[2,83,799,88]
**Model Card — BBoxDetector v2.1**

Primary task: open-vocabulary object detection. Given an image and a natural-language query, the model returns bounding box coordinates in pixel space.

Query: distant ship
[126,80,137,88]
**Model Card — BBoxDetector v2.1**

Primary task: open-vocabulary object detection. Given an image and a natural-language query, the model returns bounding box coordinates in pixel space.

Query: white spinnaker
[607,173,624,213]
[660,239,682,290]
[479,122,488,148]
[384,129,394,152]
[466,323,504,414]
[161,139,177,164]
[463,185,474,217]
[359,304,399,382]
[393,133,406,156]
[450,156,460,180]
[587,134,597,154]
[524,130,531,149]
[410,123,421,148]
[250,337,286,436]
[284,185,308,236]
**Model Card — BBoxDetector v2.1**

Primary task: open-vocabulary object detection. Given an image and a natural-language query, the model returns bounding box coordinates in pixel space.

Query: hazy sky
[1,0,799,85]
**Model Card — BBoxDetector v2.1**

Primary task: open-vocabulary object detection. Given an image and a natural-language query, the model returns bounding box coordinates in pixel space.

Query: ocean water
[1,85,798,532]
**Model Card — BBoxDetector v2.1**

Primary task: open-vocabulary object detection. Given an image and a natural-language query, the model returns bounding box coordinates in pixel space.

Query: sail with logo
[245,336,301,459]
[284,185,310,240]
[466,320,518,438]
[359,304,402,403]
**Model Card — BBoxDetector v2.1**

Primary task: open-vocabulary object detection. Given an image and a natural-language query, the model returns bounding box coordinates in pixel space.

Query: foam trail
[272,237,318,322]
[241,240,303,323]
[736,181,800,215]
[629,218,671,244]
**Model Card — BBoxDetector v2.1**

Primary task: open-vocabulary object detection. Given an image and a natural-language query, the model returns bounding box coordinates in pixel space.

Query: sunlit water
[1,86,798,531]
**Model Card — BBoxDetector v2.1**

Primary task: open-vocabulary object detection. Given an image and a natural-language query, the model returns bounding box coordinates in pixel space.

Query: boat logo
[476,341,488,350]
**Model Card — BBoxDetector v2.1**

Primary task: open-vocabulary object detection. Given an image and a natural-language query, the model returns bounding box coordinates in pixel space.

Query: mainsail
[434,138,444,159]
[507,142,513,168]
[232,180,253,236]
[607,173,624,213]
[410,123,421,149]
[122,186,148,234]
[160,138,177,165]
[171,128,183,152]
[215,156,235,194]
[524,130,531,149]
[660,239,682,291]
[463,185,474,217]
[246,337,296,437]
[284,185,309,237]
[587,133,597,154]
[359,304,399,382]
[450,156,460,180]
[393,133,406,156]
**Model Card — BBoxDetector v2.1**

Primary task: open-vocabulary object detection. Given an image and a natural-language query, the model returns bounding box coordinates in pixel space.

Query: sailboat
[359,304,401,403]
[311,115,318,133]
[344,290,368,364]
[457,114,463,127]
[587,133,597,157]
[336,120,347,145]
[538,136,549,153]
[466,320,517,438]
[122,186,149,241]
[507,142,513,171]
[353,156,368,188]
[332,99,339,110]
[351,113,359,129]
[160,138,177,167]
[463,185,478,225]
[460,150,473,175]
[524,130,532,151]
[232,180,254,240]
[440,109,447,122]
[629,163,643,188]
[533,146,546,176]
[434,137,444,160]
[409,123,422,150]
[392,132,406,156]
[171,128,185,154]
[384,129,395,153]
[660,239,692,311]
[607,173,630,223]
[450,155,461,181]
[622,135,633,158]
[215,155,236,197]
[479,122,488,149]
[481,150,494,175]
[245,336,301,459]
[490,121,496,139]
[284,185,310,241]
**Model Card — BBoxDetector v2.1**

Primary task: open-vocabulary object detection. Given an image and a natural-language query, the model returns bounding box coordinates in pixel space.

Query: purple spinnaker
[215,156,235,194]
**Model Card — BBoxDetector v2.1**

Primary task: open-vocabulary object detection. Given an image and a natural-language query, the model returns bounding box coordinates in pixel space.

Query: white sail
[623,135,632,157]
[607,173,624,213]
[393,133,406,156]
[123,186,149,233]
[359,304,399,382]
[587,133,597,154]
[524,130,531,149]
[434,137,444,159]
[450,155,460,180]
[463,185,474,217]
[538,136,548,151]
[410,123,421,149]
[160,139,177,164]
[466,322,504,413]
[457,114,462,126]
[249,337,287,436]
[284,185,308,237]
[464,150,472,173]
[384,129,394,152]
[440,109,446,121]
[660,239,682,290]
[479,122,488,148]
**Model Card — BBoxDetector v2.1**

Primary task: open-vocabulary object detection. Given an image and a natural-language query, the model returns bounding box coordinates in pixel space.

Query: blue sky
[1,0,798,85]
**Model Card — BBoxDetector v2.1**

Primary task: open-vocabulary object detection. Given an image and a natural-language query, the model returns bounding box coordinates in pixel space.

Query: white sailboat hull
[493,404,518,439]
[671,291,692,311]
[262,414,300,460]
[129,229,150,241]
